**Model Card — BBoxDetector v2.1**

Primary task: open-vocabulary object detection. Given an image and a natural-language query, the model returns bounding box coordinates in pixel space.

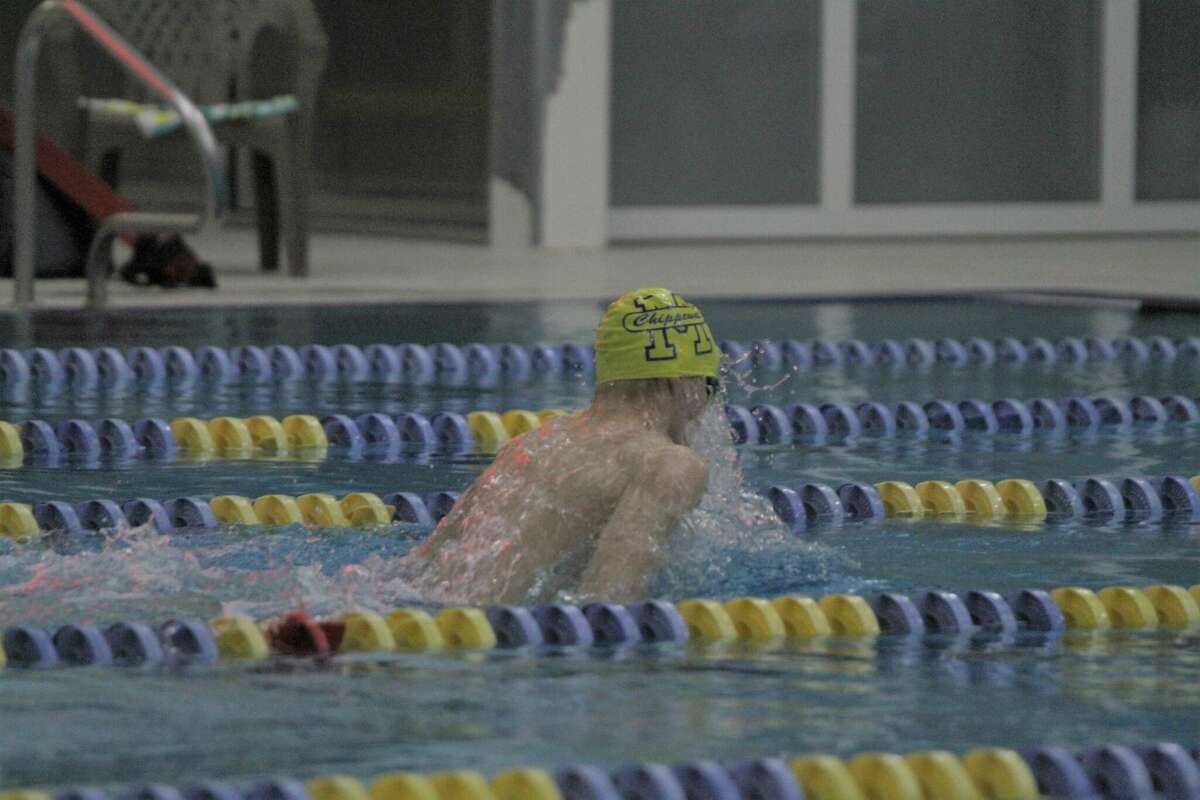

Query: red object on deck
[0,106,138,245]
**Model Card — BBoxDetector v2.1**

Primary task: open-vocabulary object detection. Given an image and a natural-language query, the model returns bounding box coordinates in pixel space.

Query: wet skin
[407,378,712,604]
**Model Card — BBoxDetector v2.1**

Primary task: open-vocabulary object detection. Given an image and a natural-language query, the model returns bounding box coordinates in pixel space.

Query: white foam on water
[0,523,429,625]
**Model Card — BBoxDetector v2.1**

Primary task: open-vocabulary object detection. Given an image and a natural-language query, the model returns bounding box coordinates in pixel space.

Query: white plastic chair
[52,0,327,276]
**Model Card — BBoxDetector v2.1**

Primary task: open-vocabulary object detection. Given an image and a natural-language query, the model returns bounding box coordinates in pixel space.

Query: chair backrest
[84,0,237,103]
[219,0,329,102]
[82,0,327,104]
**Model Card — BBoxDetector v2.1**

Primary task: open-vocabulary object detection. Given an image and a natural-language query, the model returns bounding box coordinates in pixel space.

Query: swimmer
[406,287,723,604]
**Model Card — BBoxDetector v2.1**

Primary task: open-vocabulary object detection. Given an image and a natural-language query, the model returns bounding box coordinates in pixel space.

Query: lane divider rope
[726,394,1200,444]
[5,741,1200,800]
[0,489,459,537]
[2,389,1199,466]
[0,410,581,464]
[0,409,575,464]
[760,474,1200,531]
[2,474,1198,540]
[3,583,1198,671]
[1,333,1196,397]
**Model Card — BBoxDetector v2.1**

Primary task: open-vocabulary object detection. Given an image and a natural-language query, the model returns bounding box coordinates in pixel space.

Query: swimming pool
[0,296,1197,793]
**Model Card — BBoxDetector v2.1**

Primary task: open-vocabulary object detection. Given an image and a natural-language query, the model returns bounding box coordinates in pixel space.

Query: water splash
[651,393,845,600]
[723,347,794,398]
[0,388,846,625]
[0,523,429,627]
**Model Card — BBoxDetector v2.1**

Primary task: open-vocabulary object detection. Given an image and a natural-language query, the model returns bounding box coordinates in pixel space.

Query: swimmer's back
[500,411,704,509]
[408,409,705,603]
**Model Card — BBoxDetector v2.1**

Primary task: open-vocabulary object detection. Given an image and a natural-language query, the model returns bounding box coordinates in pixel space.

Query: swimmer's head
[594,287,720,385]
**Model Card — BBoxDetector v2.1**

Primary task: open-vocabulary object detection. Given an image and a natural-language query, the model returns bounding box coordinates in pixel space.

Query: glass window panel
[610,1,820,207]
[310,0,489,206]
[855,0,1100,203]
[1137,0,1200,200]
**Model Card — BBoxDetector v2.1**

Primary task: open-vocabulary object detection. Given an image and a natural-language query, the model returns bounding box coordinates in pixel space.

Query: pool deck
[2,227,1198,309]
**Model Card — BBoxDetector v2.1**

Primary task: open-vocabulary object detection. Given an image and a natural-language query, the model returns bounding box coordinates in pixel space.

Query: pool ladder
[11,0,227,310]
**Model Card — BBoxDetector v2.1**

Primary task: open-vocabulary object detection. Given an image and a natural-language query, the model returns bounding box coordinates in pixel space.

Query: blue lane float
[750,404,791,444]
[1,334,1196,397]
[856,402,896,437]
[162,346,199,387]
[234,346,272,382]
[4,619,215,670]
[268,345,304,381]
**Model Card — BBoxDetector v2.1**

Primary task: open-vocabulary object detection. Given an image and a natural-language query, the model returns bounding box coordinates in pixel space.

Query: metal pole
[12,2,59,309]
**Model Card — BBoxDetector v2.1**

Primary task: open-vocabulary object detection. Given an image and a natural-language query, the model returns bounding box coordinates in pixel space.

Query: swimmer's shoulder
[609,436,708,513]
[613,429,706,476]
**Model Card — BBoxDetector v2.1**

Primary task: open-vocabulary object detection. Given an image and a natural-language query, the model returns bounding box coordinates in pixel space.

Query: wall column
[489,0,611,249]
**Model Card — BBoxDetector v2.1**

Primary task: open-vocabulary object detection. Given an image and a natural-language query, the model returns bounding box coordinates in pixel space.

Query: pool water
[0,298,1197,790]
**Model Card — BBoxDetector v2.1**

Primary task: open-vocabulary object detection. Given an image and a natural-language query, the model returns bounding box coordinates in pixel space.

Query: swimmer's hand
[576,444,709,601]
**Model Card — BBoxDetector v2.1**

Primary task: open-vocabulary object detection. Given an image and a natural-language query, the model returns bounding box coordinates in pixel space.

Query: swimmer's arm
[576,445,709,601]
[406,463,493,557]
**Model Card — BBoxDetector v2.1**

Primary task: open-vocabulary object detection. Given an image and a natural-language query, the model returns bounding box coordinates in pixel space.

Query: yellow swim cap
[594,287,720,384]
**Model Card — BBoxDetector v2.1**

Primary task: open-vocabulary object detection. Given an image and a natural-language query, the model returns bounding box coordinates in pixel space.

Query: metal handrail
[12,0,227,309]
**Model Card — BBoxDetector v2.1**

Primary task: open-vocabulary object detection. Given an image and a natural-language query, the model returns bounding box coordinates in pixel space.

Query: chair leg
[252,149,280,272]
[283,114,312,277]
[99,148,122,190]
[287,158,311,278]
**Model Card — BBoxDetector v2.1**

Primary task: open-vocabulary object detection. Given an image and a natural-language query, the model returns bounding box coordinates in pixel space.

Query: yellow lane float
[388,609,445,652]
[369,773,439,800]
[874,481,923,517]
[210,495,259,525]
[298,493,350,527]
[1143,584,1200,627]
[954,480,1005,520]
[0,502,39,538]
[428,771,494,800]
[169,417,215,455]
[491,769,562,800]
[500,410,541,437]
[676,599,738,642]
[961,748,1038,800]
[904,751,982,800]
[246,415,290,453]
[467,411,509,452]
[790,755,866,800]
[724,597,786,641]
[208,417,254,453]
[341,492,392,526]
[1049,587,1112,630]
[282,414,328,450]
[1096,587,1158,629]
[915,481,966,518]
[210,615,269,660]
[847,753,923,800]
[771,596,832,637]
[0,421,24,461]
[818,595,880,636]
[434,608,496,650]
[995,479,1047,520]
[253,495,305,527]
[340,611,396,653]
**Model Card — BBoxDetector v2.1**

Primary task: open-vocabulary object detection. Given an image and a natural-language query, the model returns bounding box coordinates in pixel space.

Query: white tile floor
[3,226,1198,309]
